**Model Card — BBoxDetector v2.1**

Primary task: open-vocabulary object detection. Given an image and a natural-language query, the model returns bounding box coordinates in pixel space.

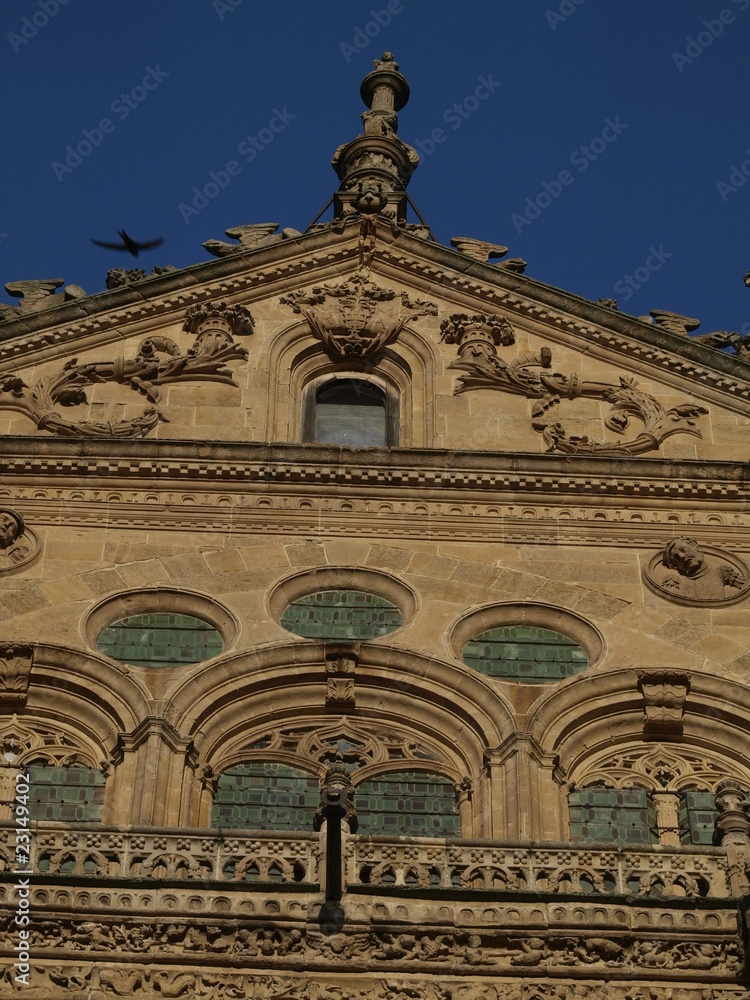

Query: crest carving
[0,508,39,574]
[281,273,437,362]
[0,301,253,438]
[442,312,708,456]
[644,538,749,607]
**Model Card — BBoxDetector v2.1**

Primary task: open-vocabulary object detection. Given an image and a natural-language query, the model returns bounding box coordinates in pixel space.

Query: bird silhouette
[91,230,164,257]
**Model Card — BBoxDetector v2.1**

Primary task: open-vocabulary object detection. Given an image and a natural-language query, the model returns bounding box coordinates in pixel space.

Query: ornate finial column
[714,779,750,896]
[331,53,419,221]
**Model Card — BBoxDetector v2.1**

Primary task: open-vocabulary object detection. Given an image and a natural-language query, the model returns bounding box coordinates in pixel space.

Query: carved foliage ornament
[0,715,100,768]
[644,537,749,607]
[0,301,253,438]
[281,273,437,362]
[443,312,708,457]
[0,508,39,574]
[574,743,744,793]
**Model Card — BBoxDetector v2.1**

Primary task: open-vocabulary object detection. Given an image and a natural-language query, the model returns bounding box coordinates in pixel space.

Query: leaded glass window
[280,590,402,640]
[97,613,223,667]
[462,625,588,681]
[212,762,319,831]
[27,764,105,822]
[569,786,657,845]
[679,790,717,845]
[355,770,459,838]
[313,378,387,447]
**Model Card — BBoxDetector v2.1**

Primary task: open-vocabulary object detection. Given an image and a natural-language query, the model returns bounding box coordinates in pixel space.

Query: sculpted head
[0,510,23,550]
[663,537,704,577]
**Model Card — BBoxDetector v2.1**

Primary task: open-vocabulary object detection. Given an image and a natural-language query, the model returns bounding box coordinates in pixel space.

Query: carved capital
[0,643,33,707]
[325,645,358,710]
[637,670,690,737]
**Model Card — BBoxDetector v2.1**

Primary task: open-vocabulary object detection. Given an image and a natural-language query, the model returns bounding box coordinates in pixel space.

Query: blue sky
[1,1,749,337]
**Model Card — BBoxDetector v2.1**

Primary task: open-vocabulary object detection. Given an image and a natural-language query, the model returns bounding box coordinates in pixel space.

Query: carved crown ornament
[442,311,709,457]
[644,537,749,607]
[280,272,437,362]
[0,301,253,439]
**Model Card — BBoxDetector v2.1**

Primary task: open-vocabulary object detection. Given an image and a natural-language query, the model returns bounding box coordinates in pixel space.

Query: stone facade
[1,54,750,998]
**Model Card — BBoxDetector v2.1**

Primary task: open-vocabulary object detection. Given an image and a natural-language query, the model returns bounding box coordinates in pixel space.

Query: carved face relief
[644,539,749,606]
[0,509,39,574]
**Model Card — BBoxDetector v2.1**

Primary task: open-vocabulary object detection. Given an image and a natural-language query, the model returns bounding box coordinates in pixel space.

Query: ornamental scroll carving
[280,273,437,362]
[0,301,253,438]
[442,312,708,456]
[644,537,749,607]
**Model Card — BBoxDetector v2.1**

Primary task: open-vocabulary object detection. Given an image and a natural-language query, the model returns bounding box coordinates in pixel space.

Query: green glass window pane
[355,770,459,838]
[569,786,656,845]
[281,590,402,640]
[463,625,587,682]
[27,765,105,823]
[679,790,717,845]
[97,613,223,667]
[211,762,319,831]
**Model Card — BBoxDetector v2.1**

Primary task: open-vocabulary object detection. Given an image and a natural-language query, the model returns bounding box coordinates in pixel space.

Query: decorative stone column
[651,791,682,847]
[714,779,750,896]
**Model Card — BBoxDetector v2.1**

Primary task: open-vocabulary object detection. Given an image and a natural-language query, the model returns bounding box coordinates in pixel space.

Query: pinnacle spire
[331,53,419,222]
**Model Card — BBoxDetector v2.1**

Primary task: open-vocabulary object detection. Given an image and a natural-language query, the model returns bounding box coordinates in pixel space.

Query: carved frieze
[280,273,436,362]
[443,312,709,456]
[644,538,749,606]
[0,301,253,439]
[0,508,39,574]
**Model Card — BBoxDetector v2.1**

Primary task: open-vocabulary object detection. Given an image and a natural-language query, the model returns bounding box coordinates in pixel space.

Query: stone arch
[166,641,515,834]
[265,317,438,447]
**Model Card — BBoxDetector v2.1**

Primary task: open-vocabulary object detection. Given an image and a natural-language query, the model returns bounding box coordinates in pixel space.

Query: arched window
[97,612,223,667]
[212,762,319,831]
[27,763,105,822]
[302,376,397,448]
[280,589,403,639]
[355,770,459,838]
[462,624,588,681]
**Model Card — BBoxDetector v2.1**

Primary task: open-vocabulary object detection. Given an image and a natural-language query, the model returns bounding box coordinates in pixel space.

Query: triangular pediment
[1,218,749,463]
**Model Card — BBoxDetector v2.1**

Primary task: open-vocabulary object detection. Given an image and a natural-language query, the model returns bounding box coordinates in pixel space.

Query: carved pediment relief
[280,272,437,362]
[0,301,253,439]
[442,311,709,457]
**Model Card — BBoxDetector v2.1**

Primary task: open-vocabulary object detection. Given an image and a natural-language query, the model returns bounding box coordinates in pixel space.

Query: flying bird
[91,230,164,257]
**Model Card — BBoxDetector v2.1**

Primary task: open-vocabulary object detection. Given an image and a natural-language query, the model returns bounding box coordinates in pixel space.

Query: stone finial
[331,53,419,222]
[596,298,618,309]
[202,223,302,258]
[648,309,701,335]
[637,670,690,738]
[315,762,358,834]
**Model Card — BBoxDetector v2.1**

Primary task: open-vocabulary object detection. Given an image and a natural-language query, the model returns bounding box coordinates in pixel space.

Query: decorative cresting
[280,272,436,362]
[0,508,39,574]
[442,311,709,456]
[0,300,253,438]
[231,718,446,776]
[644,537,749,607]
[331,52,419,221]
